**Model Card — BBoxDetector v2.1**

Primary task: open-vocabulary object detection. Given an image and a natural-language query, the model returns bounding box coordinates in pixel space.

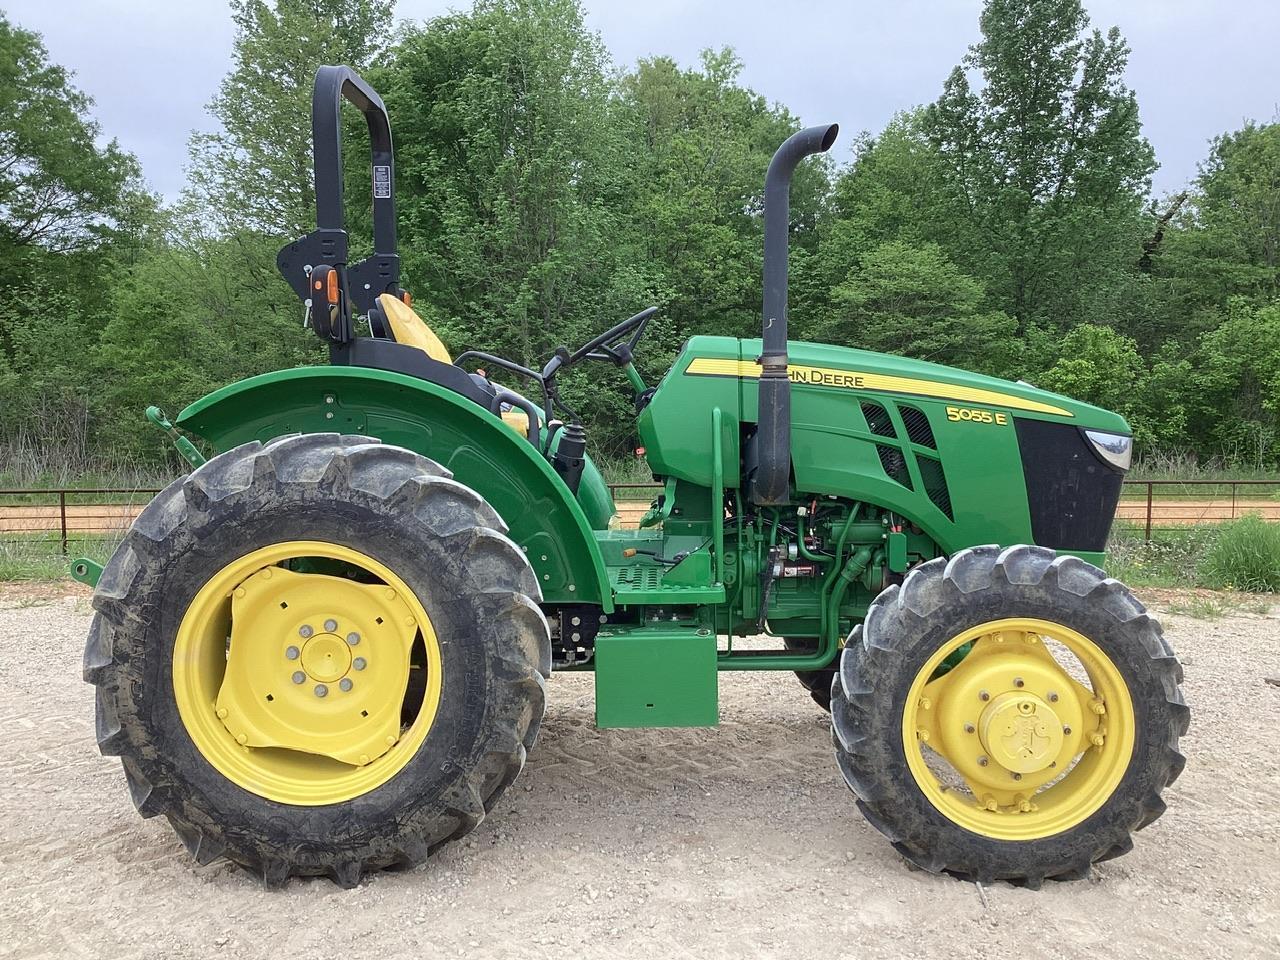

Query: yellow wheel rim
[173,541,443,806]
[902,618,1134,841]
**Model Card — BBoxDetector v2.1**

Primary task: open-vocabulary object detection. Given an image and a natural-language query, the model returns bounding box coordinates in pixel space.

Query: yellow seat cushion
[377,293,452,364]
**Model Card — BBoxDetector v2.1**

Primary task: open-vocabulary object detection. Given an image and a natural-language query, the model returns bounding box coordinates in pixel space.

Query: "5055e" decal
[946,405,1009,426]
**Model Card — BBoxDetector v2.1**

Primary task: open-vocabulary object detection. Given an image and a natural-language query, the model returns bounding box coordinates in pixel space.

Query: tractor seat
[363,294,531,436]
[371,293,453,364]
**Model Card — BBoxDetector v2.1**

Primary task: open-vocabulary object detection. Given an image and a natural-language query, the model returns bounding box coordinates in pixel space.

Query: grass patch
[1104,523,1221,587]
[1163,596,1230,619]
[0,533,124,581]
[1198,513,1280,591]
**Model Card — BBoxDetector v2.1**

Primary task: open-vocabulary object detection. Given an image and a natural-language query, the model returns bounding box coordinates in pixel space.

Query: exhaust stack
[751,123,839,506]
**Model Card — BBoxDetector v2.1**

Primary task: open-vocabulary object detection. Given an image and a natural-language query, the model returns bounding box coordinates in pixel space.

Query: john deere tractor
[81,67,1188,888]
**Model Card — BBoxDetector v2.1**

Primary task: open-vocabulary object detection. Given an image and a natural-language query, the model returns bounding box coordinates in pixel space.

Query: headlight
[1084,430,1132,472]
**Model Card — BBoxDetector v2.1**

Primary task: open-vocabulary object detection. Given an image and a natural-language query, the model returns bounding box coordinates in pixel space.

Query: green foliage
[920,0,1154,334]
[3,0,1280,479]
[187,0,395,238]
[0,14,145,259]
[1199,513,1280,592]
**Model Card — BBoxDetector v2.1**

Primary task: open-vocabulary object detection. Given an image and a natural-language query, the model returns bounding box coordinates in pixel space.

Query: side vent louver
[898,404,936,449]
[917,453,953,520]
[860,401,896,438]
[875,444,913,490]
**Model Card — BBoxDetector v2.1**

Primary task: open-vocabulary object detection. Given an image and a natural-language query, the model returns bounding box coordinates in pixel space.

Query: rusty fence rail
[0,479,1276,557]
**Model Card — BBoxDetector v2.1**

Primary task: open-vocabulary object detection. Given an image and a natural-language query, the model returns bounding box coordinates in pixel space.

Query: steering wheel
[569,306,659,367]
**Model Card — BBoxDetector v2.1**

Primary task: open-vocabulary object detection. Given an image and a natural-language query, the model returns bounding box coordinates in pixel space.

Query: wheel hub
[300,633,352,683]
[213,565,420,767]
[978,692,1064,775]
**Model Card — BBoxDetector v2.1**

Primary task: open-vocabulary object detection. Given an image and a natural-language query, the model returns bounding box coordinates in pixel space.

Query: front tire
[84,434,550,886]
[831,544,1189,886]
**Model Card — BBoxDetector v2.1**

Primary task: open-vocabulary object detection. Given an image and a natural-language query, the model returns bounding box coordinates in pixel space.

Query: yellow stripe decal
[683,357,1072,418]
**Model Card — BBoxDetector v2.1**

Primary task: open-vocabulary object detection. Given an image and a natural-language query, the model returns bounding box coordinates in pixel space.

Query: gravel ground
[2,584,1278,960]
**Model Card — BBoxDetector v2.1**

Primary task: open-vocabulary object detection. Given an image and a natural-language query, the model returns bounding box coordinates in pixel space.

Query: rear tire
[84,434,550,886]
[831,544,1189,885]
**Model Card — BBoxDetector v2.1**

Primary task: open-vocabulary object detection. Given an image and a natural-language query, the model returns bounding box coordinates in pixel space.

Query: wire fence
[0,479,1275,569]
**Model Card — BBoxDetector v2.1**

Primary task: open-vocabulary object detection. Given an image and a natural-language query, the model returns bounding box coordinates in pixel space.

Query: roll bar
[277,65,402,330]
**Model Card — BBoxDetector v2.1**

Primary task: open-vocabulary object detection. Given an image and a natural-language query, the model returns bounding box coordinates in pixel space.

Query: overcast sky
[7,0,1278,202]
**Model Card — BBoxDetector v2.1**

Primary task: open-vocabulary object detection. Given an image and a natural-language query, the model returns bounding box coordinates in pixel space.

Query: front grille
[1015,418,1124,552]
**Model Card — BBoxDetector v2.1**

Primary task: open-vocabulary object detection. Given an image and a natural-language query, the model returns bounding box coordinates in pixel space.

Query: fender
[176,366,613,611]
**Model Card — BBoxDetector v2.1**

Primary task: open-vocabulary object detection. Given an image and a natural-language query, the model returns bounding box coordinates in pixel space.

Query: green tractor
[82,67,1188,888]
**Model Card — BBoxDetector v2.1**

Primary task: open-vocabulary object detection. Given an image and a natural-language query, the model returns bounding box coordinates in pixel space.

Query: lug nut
[1013,677,1025,688]
[979,690,990,701]
[324,619,338,632]
[353,657,367,671]
[315,684,328,698]
[1048,691,1059,702]
[982,795,998,811]
[964,723,976,734]
[1090,733,1105,747]
[919,697,932,710]
[346,632,360,646]
[916,728,930,743]
[285,645,300,660]
[1012,772,1022,781]
[1091,699,1107,715]
[1063,725,1072,735]
[339,678,353,692]
[299,624,313,638]
[292,671,306,684]
[977,756,989,767]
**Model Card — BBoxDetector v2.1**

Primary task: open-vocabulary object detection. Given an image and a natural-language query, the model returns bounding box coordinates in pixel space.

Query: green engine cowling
[639,335,1130,566]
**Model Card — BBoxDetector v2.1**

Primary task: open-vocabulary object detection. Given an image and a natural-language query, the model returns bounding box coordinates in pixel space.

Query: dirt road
[4,496,1278,535]
[2,586,1277,960]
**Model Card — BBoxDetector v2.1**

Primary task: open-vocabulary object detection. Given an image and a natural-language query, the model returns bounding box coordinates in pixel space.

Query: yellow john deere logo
[682,357,1072,418]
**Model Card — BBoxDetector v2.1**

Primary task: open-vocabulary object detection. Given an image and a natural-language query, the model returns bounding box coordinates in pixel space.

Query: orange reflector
[313,279,323,291]
[400,290,413,307]
[326,269,339,305]
[622,548,637,558]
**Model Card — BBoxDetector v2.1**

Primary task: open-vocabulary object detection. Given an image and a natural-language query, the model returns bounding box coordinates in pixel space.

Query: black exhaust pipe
[751,123,839,506]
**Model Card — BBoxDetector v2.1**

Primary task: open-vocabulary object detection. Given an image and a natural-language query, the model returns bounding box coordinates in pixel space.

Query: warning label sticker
[373,165,391,199]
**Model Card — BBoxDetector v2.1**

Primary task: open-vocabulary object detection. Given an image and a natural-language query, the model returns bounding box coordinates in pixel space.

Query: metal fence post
[1144,482,1153,541]
[59,490,68,556]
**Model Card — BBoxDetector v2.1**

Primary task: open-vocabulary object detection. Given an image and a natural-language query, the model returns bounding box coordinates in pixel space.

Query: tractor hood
[677,336,1131,434]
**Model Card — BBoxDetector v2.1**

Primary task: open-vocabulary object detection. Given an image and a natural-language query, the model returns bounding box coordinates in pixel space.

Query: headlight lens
[1084,430,1133,472]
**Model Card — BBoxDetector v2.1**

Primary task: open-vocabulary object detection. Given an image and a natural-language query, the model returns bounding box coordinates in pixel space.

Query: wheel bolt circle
[346,632,360,646]
[979,690,990,701]
[324,619,338,632]
[314,684,328,698]
[291,671,306,684]
[964,723,975,734]
[285,645,300,660]
[339,678,353,692]
[1013,677,1025,688]
[299,625,313,638]
[353,657,367,671]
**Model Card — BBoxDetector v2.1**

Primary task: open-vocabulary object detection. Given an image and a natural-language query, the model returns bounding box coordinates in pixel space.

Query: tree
[186,0,395,239]
[618,48,830,346]
[0,15,142,259]
[816,240,1015,373]
[922,0,1155,334]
